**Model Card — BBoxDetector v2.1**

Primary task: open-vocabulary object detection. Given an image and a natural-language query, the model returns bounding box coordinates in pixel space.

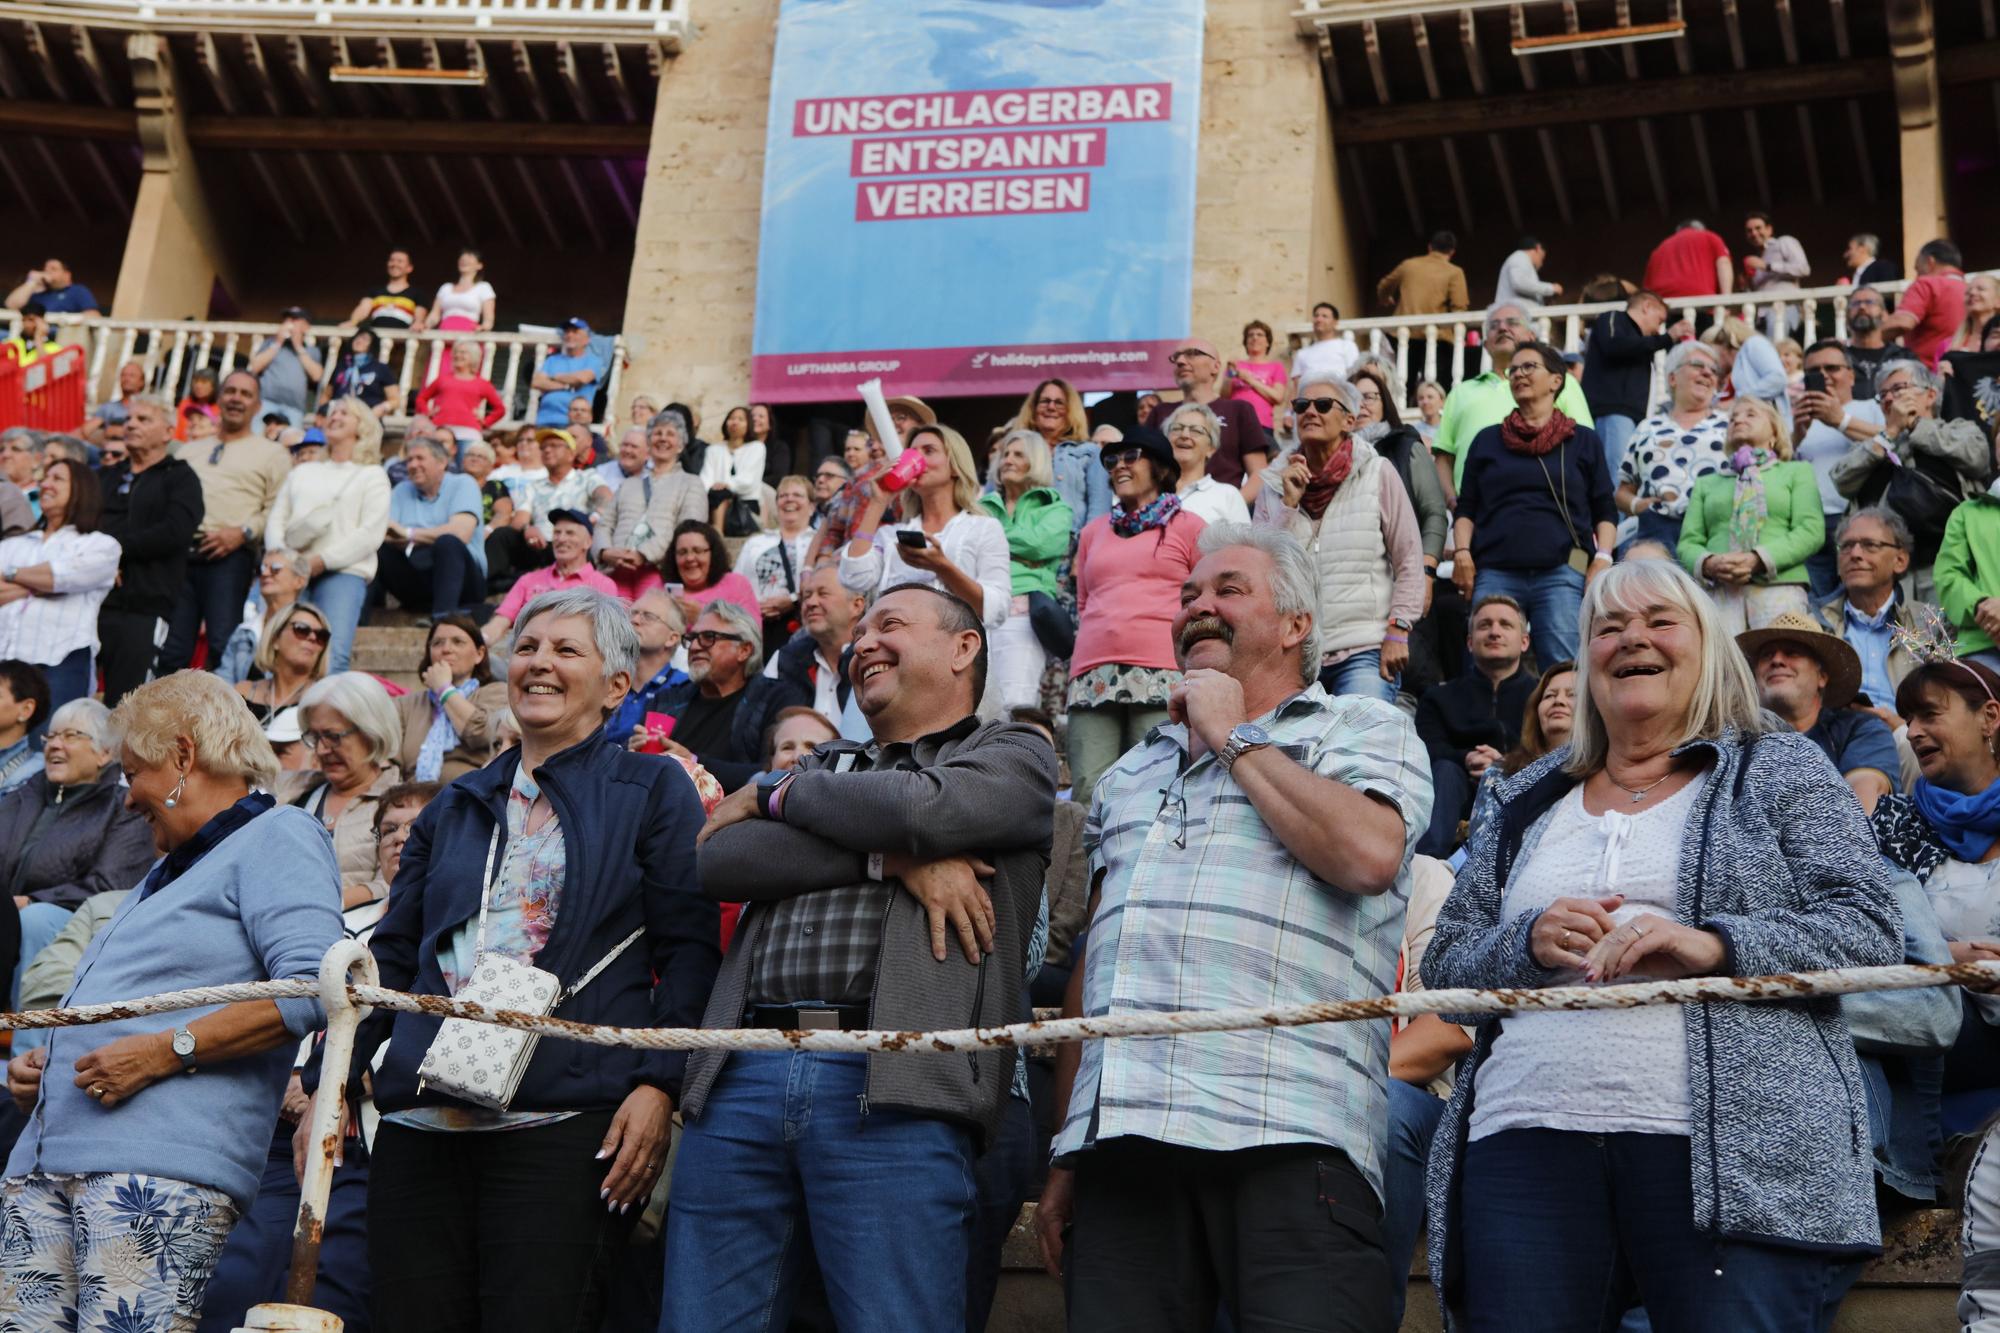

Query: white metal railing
[1284,278,1949,409]
[5,0,690,40]
[0,314,628,434]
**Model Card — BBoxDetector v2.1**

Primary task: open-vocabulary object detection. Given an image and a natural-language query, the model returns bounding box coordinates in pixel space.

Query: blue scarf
[1911,776,2000,863]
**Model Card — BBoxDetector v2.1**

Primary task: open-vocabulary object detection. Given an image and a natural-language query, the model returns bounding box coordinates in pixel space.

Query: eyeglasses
[303,726,358,751]
[1290,397,1346,416]
[288,620,331,645]
[630,609,678,629]
[260,561,294,576]
[1355,387,1382,404]
[1837,538,1902,554]
[1803,362,1849,376]
[45,729,94,747]
[1101,447,1146,471]
[1165,423,1208,439]
[1507,362,1551,379]
[686,630,747,649]
[1878,382,1916,400]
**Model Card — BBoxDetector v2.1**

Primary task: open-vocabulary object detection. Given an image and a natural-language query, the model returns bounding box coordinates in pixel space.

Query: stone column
[114,33,235,319]
[1888,0,1947,269]
[1191,0,1358,349]
[620,5,777,427]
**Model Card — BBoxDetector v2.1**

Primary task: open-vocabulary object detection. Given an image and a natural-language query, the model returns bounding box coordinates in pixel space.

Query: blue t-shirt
[36,283,98,315]
[1803,707,1900,783]
[390,472,487,573]
[535,350,607,426]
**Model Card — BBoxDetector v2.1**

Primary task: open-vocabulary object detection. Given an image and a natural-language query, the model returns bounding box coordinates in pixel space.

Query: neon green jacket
[977,485,1073,597]
[1936,491,2000,655]
[1677,460,1825,587]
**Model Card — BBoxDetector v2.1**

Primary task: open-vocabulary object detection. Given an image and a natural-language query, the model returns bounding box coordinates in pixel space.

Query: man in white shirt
[1289,302,1359,389]
[1494,236,1562,313]
[1793,339,1885,599]
[1744,211,1813,339]
[765,562,865,722]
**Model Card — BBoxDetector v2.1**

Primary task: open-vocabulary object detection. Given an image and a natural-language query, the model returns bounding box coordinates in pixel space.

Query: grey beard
[1849,313,1879,334]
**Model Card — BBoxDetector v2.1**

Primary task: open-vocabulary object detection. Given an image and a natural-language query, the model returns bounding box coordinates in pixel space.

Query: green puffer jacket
[977,485,1073,598]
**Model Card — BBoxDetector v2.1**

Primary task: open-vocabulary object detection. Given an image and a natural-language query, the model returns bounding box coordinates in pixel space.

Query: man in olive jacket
[662,583,1057,1333]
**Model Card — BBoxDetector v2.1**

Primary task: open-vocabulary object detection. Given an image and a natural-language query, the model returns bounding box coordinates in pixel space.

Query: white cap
[266,705,304,745]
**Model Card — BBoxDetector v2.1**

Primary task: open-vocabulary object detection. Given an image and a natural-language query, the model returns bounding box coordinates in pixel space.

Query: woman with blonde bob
[1,672,342,1329]
[235,598,331,724]
[842,422,1012,643]
[1676,396,1824,633]
[264,394,390,673]
[1421,558,1899,1332]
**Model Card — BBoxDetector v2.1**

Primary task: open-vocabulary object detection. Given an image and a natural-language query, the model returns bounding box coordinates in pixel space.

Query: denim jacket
[1421,728,1901,1319]
[1050,440,1113,540]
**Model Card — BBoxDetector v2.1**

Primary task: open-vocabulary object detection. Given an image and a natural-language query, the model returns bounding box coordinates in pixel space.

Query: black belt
[745,1003,871,1031]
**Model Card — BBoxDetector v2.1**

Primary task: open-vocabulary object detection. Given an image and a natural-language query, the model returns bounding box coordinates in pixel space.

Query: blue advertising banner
[750,0,1206,402]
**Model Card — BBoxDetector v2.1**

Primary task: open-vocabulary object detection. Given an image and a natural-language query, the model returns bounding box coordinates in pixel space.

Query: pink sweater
[1070,509,1207,675]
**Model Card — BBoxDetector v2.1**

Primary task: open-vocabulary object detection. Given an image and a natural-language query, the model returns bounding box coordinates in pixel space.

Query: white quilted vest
[1264,440,1393,658]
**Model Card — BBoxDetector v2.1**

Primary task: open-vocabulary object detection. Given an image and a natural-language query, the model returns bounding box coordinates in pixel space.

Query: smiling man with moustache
[1037,522,1430,1333]
[1741,612,1900,814]
[662,583,1056,1332]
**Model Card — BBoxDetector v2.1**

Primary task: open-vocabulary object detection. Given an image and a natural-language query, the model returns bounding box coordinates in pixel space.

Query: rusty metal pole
[251,939,377,1327]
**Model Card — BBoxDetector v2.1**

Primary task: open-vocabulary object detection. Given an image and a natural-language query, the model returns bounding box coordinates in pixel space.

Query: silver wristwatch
[1217,723,1272,773]
[171,1026,198,1074]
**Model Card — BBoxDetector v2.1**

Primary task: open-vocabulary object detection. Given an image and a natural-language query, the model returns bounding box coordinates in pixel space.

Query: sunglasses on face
[1290,397,1346,416]
[687,630,746,649]
[289,621,331,645]
[1100,447,1146,471]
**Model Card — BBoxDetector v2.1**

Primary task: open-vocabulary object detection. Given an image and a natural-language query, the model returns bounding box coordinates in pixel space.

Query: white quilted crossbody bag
[417,826,642,1110]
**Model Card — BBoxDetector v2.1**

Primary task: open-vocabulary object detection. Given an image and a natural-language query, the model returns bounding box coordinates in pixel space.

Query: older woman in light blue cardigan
[1,670,341,1332]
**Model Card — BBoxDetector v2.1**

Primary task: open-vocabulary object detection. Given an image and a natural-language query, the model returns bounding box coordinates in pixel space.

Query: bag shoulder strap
[471,824,503,963]
[559,928,645,1006]
[1535,445,1585,552]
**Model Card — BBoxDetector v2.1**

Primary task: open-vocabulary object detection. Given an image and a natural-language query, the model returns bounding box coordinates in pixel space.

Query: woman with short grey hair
[310,584,719,1333]
[600,408,708,599]
[1166,401,1250,528]
[277,671,404,900]
[1615,341,1728,555]
[1422,558,1899,1329]
[0,696,155,1007]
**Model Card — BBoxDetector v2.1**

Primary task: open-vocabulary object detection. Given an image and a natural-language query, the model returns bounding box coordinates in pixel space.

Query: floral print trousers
[0,1172,237,1333]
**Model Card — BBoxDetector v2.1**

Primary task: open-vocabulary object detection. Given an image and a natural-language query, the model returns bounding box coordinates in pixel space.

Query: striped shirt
[1051,684,1431,1202]
[0,527,122,666]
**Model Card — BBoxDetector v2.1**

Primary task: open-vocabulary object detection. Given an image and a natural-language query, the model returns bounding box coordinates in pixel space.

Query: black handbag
[1026,591,1076,659]
[1880,459,1964,567]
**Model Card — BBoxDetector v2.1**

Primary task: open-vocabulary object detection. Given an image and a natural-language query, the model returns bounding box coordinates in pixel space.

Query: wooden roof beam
[283,36,325,115]
[1772,0,1824,204]
[513,156,565,249]
[195,30,241,115]
[373,38,419,118]
[1361,20,1426,235]
[424,155,478,244]
[1410,14,1474,232]
[599,158,637,228]
[379,151,435,245]
[556,41,598,121]
[468,40,507,120]
[247,153,306,241]
[1509,5,1572,225]
[512,41,551,123]
[556,158,605,251]
[335,152,395,243]
[293,151,348,243]
[1613,0,1670,216]
[21,22,71,100]
[0,146,38,222]
[1460,7,1522,230]
[601,44,637,123]
[70,26,116,106]
[1718,0,1771,210]
[241,34,284,115]
[468,156,522,247]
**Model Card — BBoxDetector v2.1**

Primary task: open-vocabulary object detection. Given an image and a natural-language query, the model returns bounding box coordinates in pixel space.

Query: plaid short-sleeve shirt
[1050,684,1432,1202]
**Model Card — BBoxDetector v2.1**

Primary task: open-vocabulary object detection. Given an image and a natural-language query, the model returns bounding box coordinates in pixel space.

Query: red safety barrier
[0,345,89,433]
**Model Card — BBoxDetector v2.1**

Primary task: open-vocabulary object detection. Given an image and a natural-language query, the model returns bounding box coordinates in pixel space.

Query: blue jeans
[658,1051,976,1333]
[307,570,368,675]
[1383,1078,1446,1328]
[11,902,74,1036]
[1458,1129,1864,1332]
[1473,564,1585,676]
[162,546,257,674]
[1597,413,1638,479]
[35,647,93,739]
[1319,647,1397,702]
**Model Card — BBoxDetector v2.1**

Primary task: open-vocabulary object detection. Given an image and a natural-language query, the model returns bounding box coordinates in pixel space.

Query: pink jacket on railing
[1069,508,1207,677]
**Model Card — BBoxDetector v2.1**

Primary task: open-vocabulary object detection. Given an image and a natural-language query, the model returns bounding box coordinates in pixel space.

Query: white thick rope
[8,957,1998,1053]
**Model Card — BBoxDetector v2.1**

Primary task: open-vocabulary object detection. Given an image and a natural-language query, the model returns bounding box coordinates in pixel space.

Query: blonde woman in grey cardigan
[1422,558,1899,1332]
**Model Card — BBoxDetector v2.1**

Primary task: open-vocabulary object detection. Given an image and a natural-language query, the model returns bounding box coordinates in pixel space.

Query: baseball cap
[547,507,595,532]
[535,427,577,451]
[561,317,592,333]
[279,306,311,322]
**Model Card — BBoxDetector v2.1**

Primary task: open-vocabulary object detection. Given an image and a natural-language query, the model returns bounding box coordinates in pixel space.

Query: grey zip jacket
[1421,727,1901,1320]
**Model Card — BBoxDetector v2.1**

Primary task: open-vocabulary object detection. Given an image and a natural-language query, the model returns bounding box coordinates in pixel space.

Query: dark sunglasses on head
[1291,397,1345,416]
[288,620,331,645]
[687,629,746,649]
[1100,447,1146,471]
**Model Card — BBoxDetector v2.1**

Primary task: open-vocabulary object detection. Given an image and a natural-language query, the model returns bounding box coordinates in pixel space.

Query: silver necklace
[1605,767,1674,804]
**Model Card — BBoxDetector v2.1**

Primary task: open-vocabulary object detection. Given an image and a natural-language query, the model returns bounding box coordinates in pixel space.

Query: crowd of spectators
[0,222,1993,1333]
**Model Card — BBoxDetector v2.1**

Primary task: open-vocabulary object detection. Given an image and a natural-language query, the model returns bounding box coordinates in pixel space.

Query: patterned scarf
[1726,445,1776,552]
[1109,490,1182,537]
[1299,437,1357,520]
[1499,408,1576,457]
